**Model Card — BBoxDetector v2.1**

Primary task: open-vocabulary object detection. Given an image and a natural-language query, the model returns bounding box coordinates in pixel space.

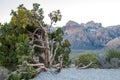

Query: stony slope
[106,37,120,49]
[33,68,120,80]
[62,20,120,49]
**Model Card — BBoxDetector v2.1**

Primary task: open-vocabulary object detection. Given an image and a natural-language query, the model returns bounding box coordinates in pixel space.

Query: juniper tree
[0,3,71,72]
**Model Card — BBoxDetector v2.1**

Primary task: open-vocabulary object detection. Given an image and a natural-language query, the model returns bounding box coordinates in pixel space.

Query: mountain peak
[85,21,102,29]
[66,20,80,27]
[86,20,95,24]
[63,20,120,49]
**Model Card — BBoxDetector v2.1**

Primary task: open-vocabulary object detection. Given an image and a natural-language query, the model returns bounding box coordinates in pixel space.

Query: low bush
[9,66,37,80]
[97,49,120,68]
[9,72,21,80]
[75,53,99,68]
[106,48,120,61]
[103,49,120,68]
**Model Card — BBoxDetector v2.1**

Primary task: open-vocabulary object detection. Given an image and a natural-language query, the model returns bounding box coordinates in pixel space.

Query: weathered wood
[77,61,93,69]
[26,63,44,67]
[33,44,46,49]
[18,62,44,67]
[28,20,64,72]
[18,62,47,73]
[52,54,63,72]
[36,66,47,73]
[50,42,59,66]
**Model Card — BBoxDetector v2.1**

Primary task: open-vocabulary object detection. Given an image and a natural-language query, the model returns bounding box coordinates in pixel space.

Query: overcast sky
[0,0,120,27]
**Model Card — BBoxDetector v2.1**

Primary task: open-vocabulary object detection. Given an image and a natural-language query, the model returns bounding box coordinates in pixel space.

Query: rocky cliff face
[62,20,120,49]
[106,37,120,49]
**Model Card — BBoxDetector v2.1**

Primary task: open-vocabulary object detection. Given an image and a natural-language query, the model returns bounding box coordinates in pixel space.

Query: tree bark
[29,20,63,72]
[50,42,59,66]
[36,52,45,63]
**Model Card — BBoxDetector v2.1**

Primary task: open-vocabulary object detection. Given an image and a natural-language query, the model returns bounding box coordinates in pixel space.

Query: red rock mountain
[62,20,120,49]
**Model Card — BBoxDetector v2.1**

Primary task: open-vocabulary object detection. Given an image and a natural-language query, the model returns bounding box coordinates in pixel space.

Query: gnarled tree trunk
[28,20,63,73]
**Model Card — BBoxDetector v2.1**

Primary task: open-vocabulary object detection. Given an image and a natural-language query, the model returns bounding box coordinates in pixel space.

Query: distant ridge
[62,20,120,50]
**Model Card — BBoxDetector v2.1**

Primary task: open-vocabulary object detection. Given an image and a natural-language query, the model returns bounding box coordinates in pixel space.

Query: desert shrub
[9,66,37,80]
[9,72,21,80]
[20,66,37,79]
[75,53,99,68]
[97,54,112,68]
[106,49,120,61]
[97,49,120,68]
[103,49,120,68]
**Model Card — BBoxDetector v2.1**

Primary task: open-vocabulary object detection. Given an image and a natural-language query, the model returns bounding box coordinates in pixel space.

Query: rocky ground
[32,68,120,80]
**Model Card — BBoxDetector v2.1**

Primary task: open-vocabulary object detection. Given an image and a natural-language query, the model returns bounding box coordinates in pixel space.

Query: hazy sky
[0,0,120,27]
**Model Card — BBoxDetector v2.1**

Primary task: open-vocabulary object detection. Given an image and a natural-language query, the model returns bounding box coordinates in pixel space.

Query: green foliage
[32,3,44,20]
[0,23,31,68]
[0,24,31,67]
[62,40,71,67]
[49,28,71,67]
[0,3,71,80]
[9,72,21,80]
[49,28,64,41]
[106,48,120,61]
[0,23,3,28]
[48,10,62,23]
[20,66,37,79]
[76,53,99,68]
[10,6,30,29]
[9,66,37,80]
[10,3,45,32]
[55,38,71,67]
[0,3,44,67]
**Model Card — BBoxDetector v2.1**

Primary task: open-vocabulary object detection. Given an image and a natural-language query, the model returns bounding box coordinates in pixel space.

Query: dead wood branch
[77,61,93,69]
[52,54,63,72]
